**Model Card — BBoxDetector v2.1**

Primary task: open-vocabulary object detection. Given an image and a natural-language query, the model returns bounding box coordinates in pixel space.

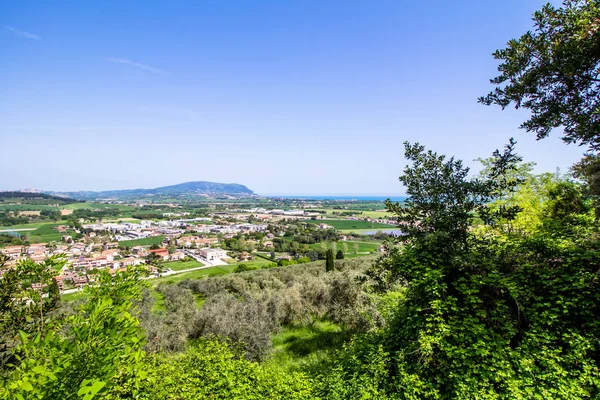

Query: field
[305,219,394,230]
[312,208,391,219]
[0,204,59,212]
[0,223,76,243]
[161,260,204,271]
[307,240,380,255]
[0,222,54,231]
[118,235,166,248]
[62,203,136,211]
[27,224,75,243]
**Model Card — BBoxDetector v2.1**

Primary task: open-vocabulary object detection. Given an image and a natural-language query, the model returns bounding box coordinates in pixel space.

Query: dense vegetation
[0,192,79,205]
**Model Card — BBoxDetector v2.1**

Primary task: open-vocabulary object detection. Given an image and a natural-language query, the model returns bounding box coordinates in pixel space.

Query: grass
[118,235,166,248]
[312,208,391,219]
[151,264,238,285]
[61,290,86,302]
[161,260,203,271]
[0,222,55,231]
[149,289,165,312]
[0,222,76,243]
[308,240,380,254]
[25,223,74,243]
[0,204,59,212]
[338,228,400,234]
[269,320,348,372]
[99,218,141,224]
[305,219,394,230]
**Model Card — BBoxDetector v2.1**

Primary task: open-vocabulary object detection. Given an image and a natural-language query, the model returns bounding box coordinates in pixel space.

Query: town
[0,194,398,294]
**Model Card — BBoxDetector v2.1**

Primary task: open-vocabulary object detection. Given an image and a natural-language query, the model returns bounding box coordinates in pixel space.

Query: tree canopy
[480,0,600,150]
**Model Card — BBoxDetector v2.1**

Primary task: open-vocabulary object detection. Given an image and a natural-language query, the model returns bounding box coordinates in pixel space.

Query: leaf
[20,381,33,391]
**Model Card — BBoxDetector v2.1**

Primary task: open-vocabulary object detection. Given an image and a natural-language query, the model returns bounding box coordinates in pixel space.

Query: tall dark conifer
[325,249,334,272]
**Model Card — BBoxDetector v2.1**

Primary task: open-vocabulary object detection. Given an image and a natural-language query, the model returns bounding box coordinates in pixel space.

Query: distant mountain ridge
[48,181,254,200]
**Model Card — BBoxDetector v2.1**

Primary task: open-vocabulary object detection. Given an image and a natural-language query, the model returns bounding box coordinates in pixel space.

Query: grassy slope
[269,320,347,372]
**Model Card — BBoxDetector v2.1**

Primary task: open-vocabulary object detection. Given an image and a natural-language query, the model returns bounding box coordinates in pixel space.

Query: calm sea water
[270,195,407,202]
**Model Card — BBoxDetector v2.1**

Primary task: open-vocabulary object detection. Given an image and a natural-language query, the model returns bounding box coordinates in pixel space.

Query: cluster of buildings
[0,206,393,293]
[0,234,230,292]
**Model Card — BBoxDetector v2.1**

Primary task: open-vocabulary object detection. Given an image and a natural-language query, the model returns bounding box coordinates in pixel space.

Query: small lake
[2,231,23,237]
[362,229,403,236]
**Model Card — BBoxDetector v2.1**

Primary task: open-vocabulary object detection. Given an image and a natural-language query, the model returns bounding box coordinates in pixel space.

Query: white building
[199,248,227,261]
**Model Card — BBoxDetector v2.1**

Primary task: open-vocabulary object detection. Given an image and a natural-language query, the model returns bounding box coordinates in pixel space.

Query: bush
[108,339,315,399]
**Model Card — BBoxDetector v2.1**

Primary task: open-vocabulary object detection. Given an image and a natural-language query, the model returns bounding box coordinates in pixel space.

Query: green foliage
[176,258,377,361]
[336,249,345,260]
[1,267,148,399]
[327,142,600,398]
[0,256,64,373]
[234,263,259,273]
[480,0,600,151]
[572,153,600,216]
[107,339,314,399]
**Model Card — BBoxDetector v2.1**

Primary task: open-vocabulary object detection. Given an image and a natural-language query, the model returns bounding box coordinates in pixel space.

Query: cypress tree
[325,249,334,272]
[336,250,344,260]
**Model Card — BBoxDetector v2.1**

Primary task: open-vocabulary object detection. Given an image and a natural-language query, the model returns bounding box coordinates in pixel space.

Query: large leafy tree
[352,142,600,398]
[479,0,600,151]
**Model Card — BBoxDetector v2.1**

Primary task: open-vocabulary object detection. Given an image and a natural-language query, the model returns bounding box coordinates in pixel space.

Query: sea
[268,195,407,202]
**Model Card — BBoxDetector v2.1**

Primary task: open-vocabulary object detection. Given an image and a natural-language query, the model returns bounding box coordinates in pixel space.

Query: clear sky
[0,0,583,195]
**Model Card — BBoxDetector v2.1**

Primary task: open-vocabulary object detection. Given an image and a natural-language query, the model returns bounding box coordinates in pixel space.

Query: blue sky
[0,0,583,195]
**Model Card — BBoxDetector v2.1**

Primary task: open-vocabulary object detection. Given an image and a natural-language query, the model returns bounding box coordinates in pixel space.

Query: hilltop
[47,181,255,200]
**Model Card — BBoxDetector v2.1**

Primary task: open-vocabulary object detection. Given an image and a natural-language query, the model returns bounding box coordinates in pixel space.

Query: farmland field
[62,203,136,211]
[307,240,380,254]
[4,223,76,243]
[0,204,59,212]
[0,222,54,231]
[118,235,166,248]
[27,224,74,243]
[311,208,391,219]
[304,219,394,230]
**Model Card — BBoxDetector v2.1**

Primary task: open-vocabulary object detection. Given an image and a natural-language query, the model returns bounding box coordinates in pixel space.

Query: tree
[572,153,600,216]
[336,250,344,260]
[2,267,149,398]
[479,0,600,151]
[352,243,359,254]
[325,249,334,272]
[385,140,522,252]
[352,140,600,398]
